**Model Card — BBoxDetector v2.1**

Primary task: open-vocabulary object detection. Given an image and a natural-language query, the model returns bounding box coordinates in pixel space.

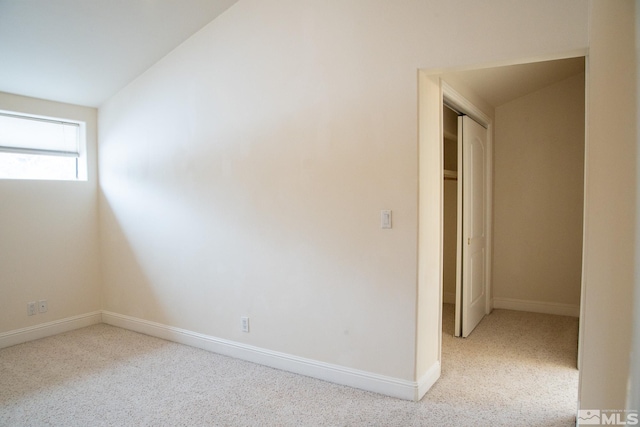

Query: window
[0,111,86,181]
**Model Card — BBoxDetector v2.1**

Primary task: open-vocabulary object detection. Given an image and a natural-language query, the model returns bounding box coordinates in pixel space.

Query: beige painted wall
[98,0,589,385]
[1,0,633,412]
[98,0,589,384]
[0,92,101,333]
[629,0,640,413]
[493,72,585,308]
[579,0,636,412]
[0,0,633,410]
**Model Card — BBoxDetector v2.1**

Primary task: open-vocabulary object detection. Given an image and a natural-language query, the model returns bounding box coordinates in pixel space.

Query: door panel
[470,248,485,303]
[460,115,487,338]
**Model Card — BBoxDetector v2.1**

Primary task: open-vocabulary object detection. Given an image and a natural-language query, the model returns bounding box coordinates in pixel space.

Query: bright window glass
[0,152,78,180]
[0,111,86,181]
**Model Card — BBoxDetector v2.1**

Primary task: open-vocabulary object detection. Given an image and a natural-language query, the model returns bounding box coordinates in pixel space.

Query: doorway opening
[417,54,587,411]
[442,102,491,338]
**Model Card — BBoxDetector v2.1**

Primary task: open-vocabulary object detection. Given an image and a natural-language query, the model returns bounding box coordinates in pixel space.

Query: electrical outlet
[27,302,37,316]
[241,316,250,333]
[38,300,48,313]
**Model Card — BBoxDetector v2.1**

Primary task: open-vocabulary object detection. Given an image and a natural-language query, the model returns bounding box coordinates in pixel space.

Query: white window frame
[0,110,87,181]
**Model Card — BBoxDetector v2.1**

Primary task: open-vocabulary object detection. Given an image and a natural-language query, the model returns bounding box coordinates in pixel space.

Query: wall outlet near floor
[241,316,250,333]
[27,301,37,316]
[38,300,48,313]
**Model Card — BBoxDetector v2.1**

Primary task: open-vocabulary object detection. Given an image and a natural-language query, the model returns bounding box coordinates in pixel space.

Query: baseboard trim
[492,297,580,317]
[102,311,423,401]
[417,361,441,401]
[0,311,103,349]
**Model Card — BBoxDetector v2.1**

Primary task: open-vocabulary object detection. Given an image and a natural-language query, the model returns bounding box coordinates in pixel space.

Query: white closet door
[459,115,488,338]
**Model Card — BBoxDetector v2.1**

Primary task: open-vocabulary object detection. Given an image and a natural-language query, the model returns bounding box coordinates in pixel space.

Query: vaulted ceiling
[0,0,239,107]
[0,1,583,109]
[442,56,585,108]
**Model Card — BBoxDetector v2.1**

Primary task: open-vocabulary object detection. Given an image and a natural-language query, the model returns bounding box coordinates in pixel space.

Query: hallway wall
[493,72,585,315]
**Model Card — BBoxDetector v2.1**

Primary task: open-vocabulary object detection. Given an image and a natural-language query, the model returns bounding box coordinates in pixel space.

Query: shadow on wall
[99,189,163,323]
[97,80,417,373]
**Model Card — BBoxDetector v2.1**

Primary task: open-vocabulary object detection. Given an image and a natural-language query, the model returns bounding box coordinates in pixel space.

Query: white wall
[0,92,100,334]
[98,0,589,388]
[493,73,585,311]
[579,0,637,412]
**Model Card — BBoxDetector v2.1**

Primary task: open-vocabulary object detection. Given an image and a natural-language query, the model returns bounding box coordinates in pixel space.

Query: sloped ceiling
[443,56,585,108]
[0,0,239,107]
[0,1,584,110]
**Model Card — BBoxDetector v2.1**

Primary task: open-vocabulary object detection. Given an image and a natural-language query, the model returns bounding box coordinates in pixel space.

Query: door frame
[443,81,493,327]
[416,52,587,403]
[414,72,495,400]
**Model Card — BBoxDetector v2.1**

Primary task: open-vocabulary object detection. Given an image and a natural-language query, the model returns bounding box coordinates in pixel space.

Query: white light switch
[381,210,392,229]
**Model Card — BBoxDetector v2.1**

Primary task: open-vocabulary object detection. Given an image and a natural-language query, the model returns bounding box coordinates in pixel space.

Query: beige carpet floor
[0,305,578,426]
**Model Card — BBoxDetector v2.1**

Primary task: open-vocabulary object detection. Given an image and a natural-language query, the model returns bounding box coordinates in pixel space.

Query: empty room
[1,1,638,426]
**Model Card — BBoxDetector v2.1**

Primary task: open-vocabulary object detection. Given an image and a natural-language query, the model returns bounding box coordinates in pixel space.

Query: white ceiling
[442,56,585,108]
[0,1,584,110]
[0,0,239,107]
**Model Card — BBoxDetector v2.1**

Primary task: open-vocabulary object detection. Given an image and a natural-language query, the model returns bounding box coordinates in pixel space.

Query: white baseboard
[1,310,443,401]
[102,311,428,401]
[492,297,580,317]
[0,311,103,349]
[417,361,441,400]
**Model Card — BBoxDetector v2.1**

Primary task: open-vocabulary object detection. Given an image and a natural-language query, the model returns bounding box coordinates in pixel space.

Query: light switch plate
[381,210,392,229]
